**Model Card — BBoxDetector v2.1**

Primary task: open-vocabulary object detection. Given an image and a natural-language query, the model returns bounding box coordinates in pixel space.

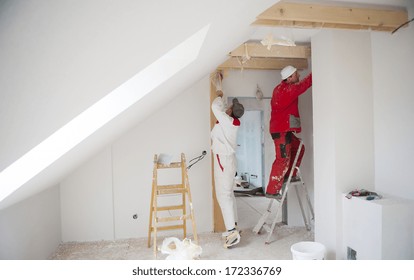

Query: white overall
[211,96,240,231]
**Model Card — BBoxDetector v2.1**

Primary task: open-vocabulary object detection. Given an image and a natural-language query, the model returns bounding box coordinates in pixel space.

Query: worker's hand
[216,90,223,97]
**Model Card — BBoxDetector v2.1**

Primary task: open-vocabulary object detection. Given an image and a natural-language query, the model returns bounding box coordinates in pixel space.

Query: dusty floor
[50,195,314,260]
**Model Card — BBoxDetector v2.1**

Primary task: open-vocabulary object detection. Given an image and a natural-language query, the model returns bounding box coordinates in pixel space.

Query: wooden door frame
[209,71,225,232]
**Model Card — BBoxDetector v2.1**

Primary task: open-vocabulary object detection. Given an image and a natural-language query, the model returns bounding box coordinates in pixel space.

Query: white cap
[281,65,297,80]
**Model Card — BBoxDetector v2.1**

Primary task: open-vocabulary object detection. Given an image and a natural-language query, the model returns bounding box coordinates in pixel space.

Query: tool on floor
[147,153,198,255]
[253,140,314,244]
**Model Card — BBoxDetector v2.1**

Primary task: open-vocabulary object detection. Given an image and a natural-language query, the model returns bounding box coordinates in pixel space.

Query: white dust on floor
[50,225,313,260]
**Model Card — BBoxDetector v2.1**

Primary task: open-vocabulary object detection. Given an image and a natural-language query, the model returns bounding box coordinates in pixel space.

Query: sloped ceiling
[0,0,276,209]
[0,0,410,209]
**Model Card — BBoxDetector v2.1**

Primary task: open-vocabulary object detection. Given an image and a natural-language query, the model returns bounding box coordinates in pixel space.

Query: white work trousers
[213,153,238,231]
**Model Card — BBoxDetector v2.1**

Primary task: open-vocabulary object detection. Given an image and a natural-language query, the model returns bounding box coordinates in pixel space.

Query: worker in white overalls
[211,88,244,248]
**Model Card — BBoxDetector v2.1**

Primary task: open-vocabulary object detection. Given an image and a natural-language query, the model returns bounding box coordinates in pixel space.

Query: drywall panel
[371,19,414,259]
[112,76,212,239]
[312,30,337,260]
[312,29,374,259]
[371,25,414,200]
[60,147,114,242]
[0,186,61,259]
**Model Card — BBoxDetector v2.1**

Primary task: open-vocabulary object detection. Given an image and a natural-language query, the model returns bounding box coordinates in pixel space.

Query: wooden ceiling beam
[229,42,311,59]
[218,57,308,70]
[253,1,408,32]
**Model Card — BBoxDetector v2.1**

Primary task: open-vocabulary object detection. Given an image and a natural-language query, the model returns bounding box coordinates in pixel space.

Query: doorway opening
[237,110,264,191]
[232,99,265,195]
[210,66,313,233]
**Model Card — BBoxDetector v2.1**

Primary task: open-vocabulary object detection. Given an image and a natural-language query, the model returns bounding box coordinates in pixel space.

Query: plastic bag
[160,237,202,260]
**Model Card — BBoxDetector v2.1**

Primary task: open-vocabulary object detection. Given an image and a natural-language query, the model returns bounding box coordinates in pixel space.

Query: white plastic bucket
[291,241,326,260]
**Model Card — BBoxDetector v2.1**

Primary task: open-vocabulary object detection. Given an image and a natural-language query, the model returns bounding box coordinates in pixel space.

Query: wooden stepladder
[147,153,198,255]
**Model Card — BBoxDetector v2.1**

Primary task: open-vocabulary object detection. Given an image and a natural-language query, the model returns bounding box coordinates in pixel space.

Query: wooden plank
[210,71,226,233]
[147,155,157,248]
[218,57,308,70]
[152,225,184,231]
[157,184,183,190]
[157,188,186,195]
[157,214,190,223]
[155,205,184,211]
[252,19,396,32]
[255,1,408,31]
[156,162,181,169]
[229,43,311,59]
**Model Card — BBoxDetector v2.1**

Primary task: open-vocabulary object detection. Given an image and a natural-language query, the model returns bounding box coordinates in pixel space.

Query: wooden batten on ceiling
[218,57,308,70]
[253,1,408,32]
[219,42,310,70]
[229,42,311,59]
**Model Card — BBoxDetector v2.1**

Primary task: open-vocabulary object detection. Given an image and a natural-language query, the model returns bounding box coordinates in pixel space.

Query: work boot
[223,230,240,248]
[222,226,242,238]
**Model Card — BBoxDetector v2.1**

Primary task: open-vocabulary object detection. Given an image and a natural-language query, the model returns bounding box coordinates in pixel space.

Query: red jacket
[270,73,312,134]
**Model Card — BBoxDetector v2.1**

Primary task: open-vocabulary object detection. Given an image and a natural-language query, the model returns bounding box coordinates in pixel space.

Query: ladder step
[157,184,187,195]
[157,188,187,195]
[157,184,184,189]
[150,224,184,232]
[156,162,182,169]
[154,205,185,211]
[157,214,191,223]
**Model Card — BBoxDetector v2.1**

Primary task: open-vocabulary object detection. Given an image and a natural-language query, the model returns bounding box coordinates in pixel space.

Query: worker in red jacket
[266,65,312,199]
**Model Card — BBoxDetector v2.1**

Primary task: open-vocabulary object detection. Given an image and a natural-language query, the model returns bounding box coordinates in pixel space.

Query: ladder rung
[150,224,184,232]
[156,162,182,169]
[157,188,187,195]
[157,189,186,195]
[157,184,184,190]
[157,214,190,223]
[154,205,185,211]
[157,184,185,193]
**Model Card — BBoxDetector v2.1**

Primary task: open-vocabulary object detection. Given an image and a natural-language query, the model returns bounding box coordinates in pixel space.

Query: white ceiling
[0,0,277,209]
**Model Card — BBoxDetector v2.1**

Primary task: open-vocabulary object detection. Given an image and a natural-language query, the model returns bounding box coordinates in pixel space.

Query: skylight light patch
[0,24,210,203]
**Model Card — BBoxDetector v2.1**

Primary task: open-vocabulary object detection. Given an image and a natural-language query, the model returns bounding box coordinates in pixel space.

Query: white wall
[60,148,114,242]
[312,11,414,259]
[312,30,375,259]
[371,26,414,200]
[112,76,212,239]
[0,186,61,259]
[371,13,414,257]
[60,76,212,240]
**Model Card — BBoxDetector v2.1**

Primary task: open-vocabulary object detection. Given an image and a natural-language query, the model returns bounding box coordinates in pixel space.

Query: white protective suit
[211,96,240,231]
